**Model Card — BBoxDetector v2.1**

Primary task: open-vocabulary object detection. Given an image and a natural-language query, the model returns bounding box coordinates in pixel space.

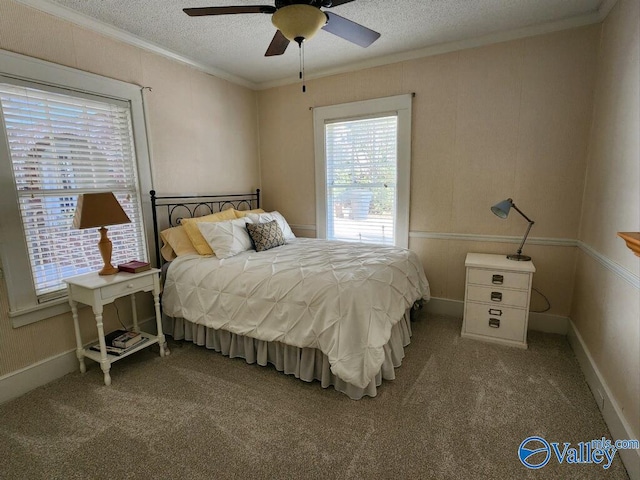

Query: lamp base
[99,264,119,276]
[507,253,532,261]
[97,226,119,275]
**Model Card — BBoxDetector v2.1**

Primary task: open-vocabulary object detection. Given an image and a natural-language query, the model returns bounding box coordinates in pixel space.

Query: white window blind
[0,83,147,299]
[325,115,398,245]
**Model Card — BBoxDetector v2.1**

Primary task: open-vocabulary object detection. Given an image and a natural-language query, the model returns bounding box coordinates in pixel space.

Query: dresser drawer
[466,284,529,308]
[467,268,530,290]
[101,274,154,300]
[464,302,527,342]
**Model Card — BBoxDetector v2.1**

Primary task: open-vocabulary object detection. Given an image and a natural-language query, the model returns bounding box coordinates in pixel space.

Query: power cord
[530,287,551,313]
[112,299,128,331]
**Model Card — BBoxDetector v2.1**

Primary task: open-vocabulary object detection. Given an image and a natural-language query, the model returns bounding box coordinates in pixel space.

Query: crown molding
[11,0,258,90]
[15,0,610,92]
[597,0,619,20]
[256,11,602,90]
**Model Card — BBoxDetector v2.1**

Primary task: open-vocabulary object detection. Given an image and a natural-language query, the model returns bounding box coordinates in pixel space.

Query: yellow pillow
[234,208,265,218]
[160,226,198,261]
[180,209,238,255]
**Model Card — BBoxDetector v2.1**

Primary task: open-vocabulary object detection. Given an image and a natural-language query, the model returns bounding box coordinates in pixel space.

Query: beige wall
[571,0,640,439]
[258,25,600,316]
[1,4,637,446]
[0,0,260,376]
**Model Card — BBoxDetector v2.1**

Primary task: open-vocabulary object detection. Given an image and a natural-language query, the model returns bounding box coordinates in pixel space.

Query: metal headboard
[150,189,260,267]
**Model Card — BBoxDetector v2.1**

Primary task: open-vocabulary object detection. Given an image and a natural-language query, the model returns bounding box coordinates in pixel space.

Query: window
[313,94,412,248]
[325,115,398,245]
[0,51,153,327]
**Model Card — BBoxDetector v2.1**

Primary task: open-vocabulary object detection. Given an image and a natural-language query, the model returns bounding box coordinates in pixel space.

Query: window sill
[9,297,71,328]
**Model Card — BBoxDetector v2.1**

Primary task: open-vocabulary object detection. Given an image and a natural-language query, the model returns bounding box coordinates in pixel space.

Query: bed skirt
[162,310,413,400]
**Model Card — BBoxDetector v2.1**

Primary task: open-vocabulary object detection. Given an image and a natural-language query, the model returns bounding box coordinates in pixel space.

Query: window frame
[313,94,412,248]
[0,50,154,327]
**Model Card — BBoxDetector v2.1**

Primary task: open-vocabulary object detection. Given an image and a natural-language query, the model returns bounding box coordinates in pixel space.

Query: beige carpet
[0,312,630,480]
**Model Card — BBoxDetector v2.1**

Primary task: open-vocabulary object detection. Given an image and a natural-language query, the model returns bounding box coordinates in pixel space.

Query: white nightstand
[461,253,536,348]
[64,268,168,385]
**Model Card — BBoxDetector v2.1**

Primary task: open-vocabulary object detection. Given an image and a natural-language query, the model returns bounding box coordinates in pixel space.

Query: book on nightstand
[118,260,151,273]
[111,330,143,349]
[101,329,142,348]
[90,336,149,356]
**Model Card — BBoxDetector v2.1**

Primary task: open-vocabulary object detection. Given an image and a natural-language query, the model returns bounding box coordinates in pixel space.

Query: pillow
[246,220,286,252]
[180,209,238,255]
[234,208,265,218]
[245,211,295,241]
[160,226,198,261]
[197,218,253,259]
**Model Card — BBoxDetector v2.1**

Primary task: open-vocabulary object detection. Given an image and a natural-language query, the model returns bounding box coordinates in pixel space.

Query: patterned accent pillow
[245,211,296,241]
[246,220,285,252]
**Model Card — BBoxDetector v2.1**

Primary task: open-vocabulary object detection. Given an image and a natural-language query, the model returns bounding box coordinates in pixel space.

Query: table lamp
[73,192,131,275]
[491,198,534,261]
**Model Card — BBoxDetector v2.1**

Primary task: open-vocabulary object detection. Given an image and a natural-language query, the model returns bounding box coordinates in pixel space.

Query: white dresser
[462,253,536,348]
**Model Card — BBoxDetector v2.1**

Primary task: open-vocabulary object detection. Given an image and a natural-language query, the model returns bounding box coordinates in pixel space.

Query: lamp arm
[511,203,534,223]
[510,202,535,255]
[516,219,534,255]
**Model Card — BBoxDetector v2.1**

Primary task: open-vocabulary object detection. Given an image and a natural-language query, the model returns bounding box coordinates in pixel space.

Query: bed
[151,190,430,399]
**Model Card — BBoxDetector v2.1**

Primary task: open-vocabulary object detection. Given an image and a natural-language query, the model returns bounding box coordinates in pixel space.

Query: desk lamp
[491,198,534,261]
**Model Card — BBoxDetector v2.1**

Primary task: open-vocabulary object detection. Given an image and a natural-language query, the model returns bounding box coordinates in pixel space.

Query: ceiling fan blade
[322,12,380,48]
[325,0,356,7]
[265,30,290,56]
[183,6,276,16]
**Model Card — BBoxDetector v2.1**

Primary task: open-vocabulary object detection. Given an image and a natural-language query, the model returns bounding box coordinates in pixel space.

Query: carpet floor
[0,312,630,480]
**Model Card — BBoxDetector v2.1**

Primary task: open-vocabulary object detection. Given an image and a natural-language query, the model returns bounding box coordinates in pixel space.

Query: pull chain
[298,41,306,93]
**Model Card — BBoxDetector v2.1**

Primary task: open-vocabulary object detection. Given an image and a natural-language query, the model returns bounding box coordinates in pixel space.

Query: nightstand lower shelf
[83,331,161,364]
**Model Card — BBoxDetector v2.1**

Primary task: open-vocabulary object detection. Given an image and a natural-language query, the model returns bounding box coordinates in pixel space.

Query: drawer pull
[489,318,500,328]
[127,283,134,289]
[490,292,502,302]
[489,308,502,316]
[492,274,504,285]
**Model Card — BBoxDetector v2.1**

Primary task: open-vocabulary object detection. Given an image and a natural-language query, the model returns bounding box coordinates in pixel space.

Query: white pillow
[245,211,295,241]
[197,218,253,259]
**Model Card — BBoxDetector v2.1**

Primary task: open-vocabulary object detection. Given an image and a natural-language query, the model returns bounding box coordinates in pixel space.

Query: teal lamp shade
[491,198,514,219]
[491,198,534,261]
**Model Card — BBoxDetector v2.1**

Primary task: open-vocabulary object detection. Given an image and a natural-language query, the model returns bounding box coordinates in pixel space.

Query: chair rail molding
[408,231,576,247]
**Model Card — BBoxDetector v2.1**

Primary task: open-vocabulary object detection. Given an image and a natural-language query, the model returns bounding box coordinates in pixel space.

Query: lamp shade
[491,198,513,219]
[272,4,327,43]
[72,192,131,229]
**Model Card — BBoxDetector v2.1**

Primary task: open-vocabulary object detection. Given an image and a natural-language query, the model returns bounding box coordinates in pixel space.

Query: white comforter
[163,238,430,389]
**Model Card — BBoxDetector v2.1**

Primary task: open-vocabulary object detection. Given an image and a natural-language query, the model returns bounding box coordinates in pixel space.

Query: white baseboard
[424,297,569,334]
[528,311,569,335]
[0,316,157,405]
[424,296,464,317]
[0,349,79,404]
[567,319,640,480]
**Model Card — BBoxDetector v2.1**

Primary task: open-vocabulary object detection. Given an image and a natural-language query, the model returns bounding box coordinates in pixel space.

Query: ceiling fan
[183,0,381,57]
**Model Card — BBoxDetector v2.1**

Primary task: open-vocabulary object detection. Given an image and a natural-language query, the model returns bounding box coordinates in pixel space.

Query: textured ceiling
[39,0,607,88]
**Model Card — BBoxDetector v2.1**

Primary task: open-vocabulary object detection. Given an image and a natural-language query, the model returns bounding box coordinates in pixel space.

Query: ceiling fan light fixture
[272,4,327,43]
